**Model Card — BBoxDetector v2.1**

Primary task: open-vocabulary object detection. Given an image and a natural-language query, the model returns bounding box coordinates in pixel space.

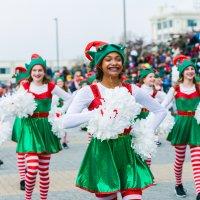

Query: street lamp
[123,0,127,45]
[54,18,60,68]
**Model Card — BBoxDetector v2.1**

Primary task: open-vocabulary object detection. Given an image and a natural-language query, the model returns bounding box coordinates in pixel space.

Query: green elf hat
[177,59,197,75]
[25,53,46,74]
[84,41,125,67]
[139,67,154,79]
[55,77,65,83]
[12,66,28,84]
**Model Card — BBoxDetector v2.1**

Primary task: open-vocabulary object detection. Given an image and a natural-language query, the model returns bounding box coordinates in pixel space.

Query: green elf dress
[16,81,62,154]
[167,84,200,145]
[76,83,154,194]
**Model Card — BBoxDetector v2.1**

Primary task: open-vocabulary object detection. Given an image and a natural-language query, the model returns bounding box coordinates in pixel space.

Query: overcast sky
[0,0,194,62]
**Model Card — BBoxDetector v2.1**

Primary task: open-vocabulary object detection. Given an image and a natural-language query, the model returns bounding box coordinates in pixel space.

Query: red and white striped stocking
[38,154,51,200]
[25,153,39,200]
[190,146,200,194]
[174,145,187,186]
[17,153,26,181]
[95,193,117,200]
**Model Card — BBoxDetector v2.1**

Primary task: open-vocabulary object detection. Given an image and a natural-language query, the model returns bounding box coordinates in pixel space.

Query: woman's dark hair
[27,66,51,84]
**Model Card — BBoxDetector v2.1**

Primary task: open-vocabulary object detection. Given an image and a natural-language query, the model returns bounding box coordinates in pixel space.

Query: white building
[150,6,200,43]
[0,59,82,84]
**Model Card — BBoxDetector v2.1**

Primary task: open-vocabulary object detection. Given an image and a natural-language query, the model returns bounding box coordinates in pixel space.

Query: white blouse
[28,82,72,101]
[61,83,167,130]
[161,84,196,108]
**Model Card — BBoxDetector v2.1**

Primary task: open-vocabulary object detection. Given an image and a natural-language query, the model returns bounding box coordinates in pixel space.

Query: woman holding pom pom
[162,55,200,199]
[17,54,71,200]
[137,68,166,167]
[52,77,70,149]
[58,41,167,200]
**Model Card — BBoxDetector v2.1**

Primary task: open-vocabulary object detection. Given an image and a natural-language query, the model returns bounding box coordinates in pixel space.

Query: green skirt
[167,116,200,145]
[76,134,154,194]
[12,117,22,143]
[16,117,61,154]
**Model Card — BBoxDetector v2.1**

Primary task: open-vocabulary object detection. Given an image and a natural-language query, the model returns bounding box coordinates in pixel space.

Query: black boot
[175,184,187,198]
[20,180,25,191]
[0,160,3,166]
[62,142,69,149]
[197,193,200,200]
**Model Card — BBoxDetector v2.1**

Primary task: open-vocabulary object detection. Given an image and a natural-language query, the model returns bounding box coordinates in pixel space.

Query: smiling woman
[59,41,167,200]
[14,53,72,200]
[161,55,200,199]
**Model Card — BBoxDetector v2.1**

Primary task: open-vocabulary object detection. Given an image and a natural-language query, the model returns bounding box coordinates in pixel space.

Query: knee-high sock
[174,145,187,186]
[38,154,51,200]
[145,158,151,167]
[95,193,117,200]
[190,146,200,194]
[121,189,142,200]
[17,153,26,181]
[88,133,92,144]
[25,154,39,200]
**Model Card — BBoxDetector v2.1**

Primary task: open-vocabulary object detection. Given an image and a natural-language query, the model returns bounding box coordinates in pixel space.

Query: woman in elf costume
[17,54,71,200]
[59,41,167,200]
[12,66,28,191]
[52,77,70,149]
[162,55,200,200]
[137,68,166,166]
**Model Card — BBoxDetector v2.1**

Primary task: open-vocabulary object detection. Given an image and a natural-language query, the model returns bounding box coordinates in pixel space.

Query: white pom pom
[0,90,37,119]
[48,107,66,138]
[195,102,200,124]
[132,116,157,160]
[87,87,141,140]
[171,66,179,84]
[0,120,13,146]
[156,111,175,135]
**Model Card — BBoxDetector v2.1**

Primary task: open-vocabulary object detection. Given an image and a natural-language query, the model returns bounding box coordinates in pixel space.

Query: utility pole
[54,18,60,68]
[123,0,127,45]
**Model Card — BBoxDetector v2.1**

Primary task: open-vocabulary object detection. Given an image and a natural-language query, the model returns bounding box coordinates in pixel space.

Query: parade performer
[58,41,167,200]
[137,68,166,166]
[52,77,70,149]
[16,54,71,200]
[162,55,200,200]
[12,66,28,190]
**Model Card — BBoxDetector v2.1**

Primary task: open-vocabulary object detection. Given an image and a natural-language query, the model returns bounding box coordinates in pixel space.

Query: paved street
[0,128,196,200]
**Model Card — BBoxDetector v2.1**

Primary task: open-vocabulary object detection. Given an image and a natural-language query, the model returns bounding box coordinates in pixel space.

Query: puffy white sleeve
[60,86,95,129]
[155,91,166,103]
[161,87,175,109]
[132,85,167,130]
[52,85,72,101]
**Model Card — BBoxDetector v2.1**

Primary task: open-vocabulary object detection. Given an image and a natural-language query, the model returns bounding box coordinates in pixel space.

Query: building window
[163,21,167,29]
[0,67,10,74]
[169,20,173,27]
[187,19,197,27]
[157,22,162,30]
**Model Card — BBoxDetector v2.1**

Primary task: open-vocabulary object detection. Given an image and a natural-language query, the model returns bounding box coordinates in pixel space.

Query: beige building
[150,6,200,43]
[0,59,82,84]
